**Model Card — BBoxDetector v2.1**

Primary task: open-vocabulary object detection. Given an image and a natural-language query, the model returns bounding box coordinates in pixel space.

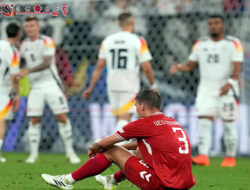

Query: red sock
[114,170,126,182]
[72,153,111,181]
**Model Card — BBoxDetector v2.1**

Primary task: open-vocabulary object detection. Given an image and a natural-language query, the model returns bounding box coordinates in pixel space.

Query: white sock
[28,122,41,155]
[58,119,74,154]
[65,173,76,184]
[223,122,238,157]
[198,119,213,155]
[115,120,129,132]
[0,139,3,151]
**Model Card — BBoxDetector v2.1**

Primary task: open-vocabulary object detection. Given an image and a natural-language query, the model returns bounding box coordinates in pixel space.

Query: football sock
[71,153,111,181]
[28,122,41,155]
[58,119,74,154]
[223,121,238,157]
[114,170,126,183]
[198,119,212,155]
[0,139,3,151]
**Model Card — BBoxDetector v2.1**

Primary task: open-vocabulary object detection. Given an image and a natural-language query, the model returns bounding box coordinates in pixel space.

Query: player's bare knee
[56,114,68,124]
[199,116,214,121]
[223,119,234,123]
[30,117,41,125]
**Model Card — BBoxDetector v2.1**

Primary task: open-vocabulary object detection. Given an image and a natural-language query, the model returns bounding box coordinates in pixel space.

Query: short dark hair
[25,16,39,22]
[6,23,20,38]
[118,12,133,26]
[135,90,161,110]
[209,14,224,22]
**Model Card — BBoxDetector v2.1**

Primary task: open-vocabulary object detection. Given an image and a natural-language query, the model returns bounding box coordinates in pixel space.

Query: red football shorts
[124,156,166,190]
[124,156,189,190]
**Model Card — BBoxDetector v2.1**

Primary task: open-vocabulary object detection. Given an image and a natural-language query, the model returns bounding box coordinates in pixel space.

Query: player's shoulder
[40,35,54,43]
[225,35,241,41]
[0,40,9,47]
[40,35,55,48]
[225,35,243,50]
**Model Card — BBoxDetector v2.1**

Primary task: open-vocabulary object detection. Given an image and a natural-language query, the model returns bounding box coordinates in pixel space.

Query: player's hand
[12,96,20,111]
[170,63,179,74]
[88,142,103,158]
[82,88,92,100]
[220,83,232,96]
[17,69,29,79]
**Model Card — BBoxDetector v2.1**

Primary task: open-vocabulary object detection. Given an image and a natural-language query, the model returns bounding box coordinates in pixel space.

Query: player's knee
[56,114,68,124]
[103,145,120,161]
[199,116,214,121]
[30,117,41,125]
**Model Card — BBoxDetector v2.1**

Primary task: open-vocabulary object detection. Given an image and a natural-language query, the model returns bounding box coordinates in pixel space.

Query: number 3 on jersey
[110,49,128,69]
[172,127,189,154]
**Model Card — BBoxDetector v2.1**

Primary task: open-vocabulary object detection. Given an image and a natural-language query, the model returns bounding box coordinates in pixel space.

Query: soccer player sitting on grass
[41,90,196,190]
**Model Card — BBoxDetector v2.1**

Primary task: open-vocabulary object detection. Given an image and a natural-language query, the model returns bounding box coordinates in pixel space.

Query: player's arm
[141,61,156,89]
[220,39,243,96]
[121,140,137,150]
[171,40,200,74]
[18,56,52,78]
[88,134,122,158]
[82,58,106,99]
[170,61,198,74]
[220,61,242,96]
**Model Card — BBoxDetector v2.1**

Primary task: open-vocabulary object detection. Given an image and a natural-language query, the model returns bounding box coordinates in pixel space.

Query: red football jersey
[115,112,196,189]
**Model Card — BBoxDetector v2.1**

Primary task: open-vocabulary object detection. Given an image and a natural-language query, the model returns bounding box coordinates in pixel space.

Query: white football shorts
[27,84,69,117]
[108,90,137,116]
[196,94,239,120]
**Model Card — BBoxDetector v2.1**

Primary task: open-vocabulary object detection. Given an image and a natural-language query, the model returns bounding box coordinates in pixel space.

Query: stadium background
[1,0,250,156]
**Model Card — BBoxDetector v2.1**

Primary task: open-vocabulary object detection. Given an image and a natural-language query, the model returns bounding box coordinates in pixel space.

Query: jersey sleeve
[43,37,56,56]
[188,40,200,62]
[138,37,152,63]
[98,41,105,59]
[231,39,244,62]
[9,51,20,74]
[115,119,152,140]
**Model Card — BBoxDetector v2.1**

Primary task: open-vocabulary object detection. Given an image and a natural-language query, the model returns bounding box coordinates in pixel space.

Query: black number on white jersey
[30,53,36,62]
[110,49,128,69]
[207,54,219,64]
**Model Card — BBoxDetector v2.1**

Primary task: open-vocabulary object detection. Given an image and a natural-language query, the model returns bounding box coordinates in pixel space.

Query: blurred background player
[82,12,156,135]
[17,16,80,164]
[0,23,21,162]
[170,15,244,167]
[41,90,195,190]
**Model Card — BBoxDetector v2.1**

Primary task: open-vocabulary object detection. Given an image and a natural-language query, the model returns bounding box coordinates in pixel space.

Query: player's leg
[46,85,80,164]
[26,89,44,163]
[220,95,238,167]
[0,95,15,162]
[95,147,143,189]
[41,146,132,189]
[0,119,6,162]
[192,96,217,166]
[55,113,80,164]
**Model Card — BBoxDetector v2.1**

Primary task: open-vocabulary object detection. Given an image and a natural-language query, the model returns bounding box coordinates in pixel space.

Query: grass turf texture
[0,153,250,190]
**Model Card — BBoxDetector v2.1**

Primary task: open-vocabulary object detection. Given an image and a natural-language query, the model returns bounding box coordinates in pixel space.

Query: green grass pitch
[0,153,250,190]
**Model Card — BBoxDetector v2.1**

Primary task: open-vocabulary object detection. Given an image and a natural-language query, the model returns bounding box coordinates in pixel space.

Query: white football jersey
[0,40,20,95]
[189,35,244,97]
[20,35,62,89]
[98,31,152,92]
